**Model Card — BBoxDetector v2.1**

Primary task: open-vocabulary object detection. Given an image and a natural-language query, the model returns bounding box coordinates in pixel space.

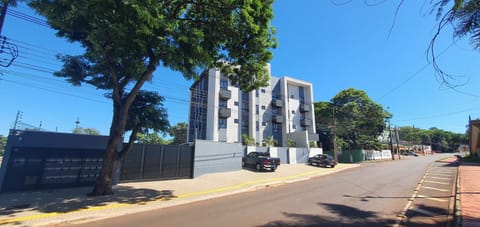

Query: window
[234,101,239,106]
[292,124,297,129]
[219,118,227,128]
[219,100,227,108]
[290,94,295,98]
[262,122,267,126]
[261,89,266,93]
[261,105,266,110]
[256,105,259,114]
[256,121,259,131]
[273,123,280,132]
[234,119,239,124]
[255,89,259,97]
[291,110,295,114]
[220,79,228,89]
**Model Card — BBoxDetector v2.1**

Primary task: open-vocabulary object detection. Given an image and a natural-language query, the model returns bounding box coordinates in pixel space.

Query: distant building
[469,119,480,158]
[187,64,318,147]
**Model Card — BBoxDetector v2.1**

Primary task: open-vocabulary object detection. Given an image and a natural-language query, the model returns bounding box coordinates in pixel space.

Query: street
[69,154,456,227]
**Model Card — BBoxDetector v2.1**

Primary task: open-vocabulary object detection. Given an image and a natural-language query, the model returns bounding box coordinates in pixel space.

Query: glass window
[219,100,227,108]
[220,79,228,89]
[234,119,239,123]
[219,118,227,128]
[234,101,239,106]
[261,105,266,110]
[256,121,259,131]
[256,105,259,114]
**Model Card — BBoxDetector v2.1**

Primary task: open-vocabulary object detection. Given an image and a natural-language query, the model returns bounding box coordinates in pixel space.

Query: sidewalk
[456,160,480,227]
[0,163,359,226]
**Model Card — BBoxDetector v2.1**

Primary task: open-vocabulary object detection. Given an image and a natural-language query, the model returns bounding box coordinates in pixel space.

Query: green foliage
[262,136,277,147]
[28,0,276,195]
[315,88,390,150]
[169,122,188,145]
[0,134,6,156]
[309,141,317,148]
[398,126,468,152]
[433,0,480,50]
[125,90,170,137]
[72,127,100,135]
[242,134,255,146]
[136,132,171,145]
[287,139,296,147]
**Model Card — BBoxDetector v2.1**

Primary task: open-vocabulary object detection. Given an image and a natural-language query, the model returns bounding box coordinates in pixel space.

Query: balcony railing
[300,104,310,112]
[272,115,283,123]
[218,107,231,118]
[272,99,283,108]
[219,89,231,100]
[301,119,312,127]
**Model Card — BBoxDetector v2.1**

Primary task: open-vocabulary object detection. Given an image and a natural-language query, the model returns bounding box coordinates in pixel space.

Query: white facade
[187,64,317,147]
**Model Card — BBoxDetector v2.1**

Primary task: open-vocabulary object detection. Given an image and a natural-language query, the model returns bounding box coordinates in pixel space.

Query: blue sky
[1,1,479,137]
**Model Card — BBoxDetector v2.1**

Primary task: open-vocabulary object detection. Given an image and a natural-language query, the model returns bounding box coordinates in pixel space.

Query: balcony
[272,115,283,123]
[301,119,312,127]
[272,99,283,108]
[308,133,319,141]
[218,107,231,118]
[300,104,310,112]
[219,89,231,100]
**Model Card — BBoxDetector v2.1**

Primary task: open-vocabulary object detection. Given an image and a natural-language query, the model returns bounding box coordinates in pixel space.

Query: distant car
[242,152,281,171]
[307,154,336,168]
[405,151,418,156]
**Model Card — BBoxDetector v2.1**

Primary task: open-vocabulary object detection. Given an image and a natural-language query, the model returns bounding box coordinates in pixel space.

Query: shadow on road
[0,186,176,216]
[258,203,396,227]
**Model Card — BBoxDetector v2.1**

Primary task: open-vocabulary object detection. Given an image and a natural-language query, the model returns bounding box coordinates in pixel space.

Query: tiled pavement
[458,161,480,227]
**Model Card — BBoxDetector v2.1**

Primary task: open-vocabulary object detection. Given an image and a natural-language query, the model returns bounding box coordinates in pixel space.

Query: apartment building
[187,64,318,147]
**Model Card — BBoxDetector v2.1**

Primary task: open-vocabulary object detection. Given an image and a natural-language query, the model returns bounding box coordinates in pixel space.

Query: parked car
[404,151,418,156]
[242,151,281,172]
[307,154,336,168]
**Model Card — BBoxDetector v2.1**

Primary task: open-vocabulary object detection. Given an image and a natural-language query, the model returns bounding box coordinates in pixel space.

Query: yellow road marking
[0,166,348,225]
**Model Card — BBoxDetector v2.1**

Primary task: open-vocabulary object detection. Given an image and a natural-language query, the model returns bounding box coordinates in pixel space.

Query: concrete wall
[365,150,393,160]
[309,148,323,157]
[193,140,243,177]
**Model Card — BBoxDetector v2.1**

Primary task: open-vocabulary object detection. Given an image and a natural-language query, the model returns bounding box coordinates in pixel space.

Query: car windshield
[257,152,270,158]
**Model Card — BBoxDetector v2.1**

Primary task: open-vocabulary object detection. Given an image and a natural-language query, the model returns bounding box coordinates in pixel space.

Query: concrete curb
[0,164,360,226]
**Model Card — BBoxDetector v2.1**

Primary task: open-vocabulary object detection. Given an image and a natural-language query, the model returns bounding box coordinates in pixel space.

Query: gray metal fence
[120,144,194,181]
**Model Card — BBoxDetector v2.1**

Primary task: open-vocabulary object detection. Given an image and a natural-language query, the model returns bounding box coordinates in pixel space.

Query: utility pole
[394,126,401,159]
[332,106,338,163]
[389,121,395,160]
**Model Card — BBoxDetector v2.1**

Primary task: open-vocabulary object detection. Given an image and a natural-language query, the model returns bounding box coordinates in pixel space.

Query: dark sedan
[307,154,336,168]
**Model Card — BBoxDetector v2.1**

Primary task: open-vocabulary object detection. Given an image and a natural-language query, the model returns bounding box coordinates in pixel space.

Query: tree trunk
[88,128,123,196]
[88,105,127,196]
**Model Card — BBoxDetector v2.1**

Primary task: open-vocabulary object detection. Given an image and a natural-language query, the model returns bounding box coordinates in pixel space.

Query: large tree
[315,88,390,156]
[29,0,276,196]
[169,122,188,145]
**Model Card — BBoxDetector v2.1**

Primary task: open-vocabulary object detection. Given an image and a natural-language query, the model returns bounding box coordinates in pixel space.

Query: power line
[378,42,455,100]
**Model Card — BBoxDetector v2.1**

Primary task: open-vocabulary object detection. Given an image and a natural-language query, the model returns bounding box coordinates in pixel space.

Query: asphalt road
[70,154,455,227]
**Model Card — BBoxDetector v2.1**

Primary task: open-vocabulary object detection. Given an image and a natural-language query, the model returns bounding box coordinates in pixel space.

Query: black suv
[307,154,336,168]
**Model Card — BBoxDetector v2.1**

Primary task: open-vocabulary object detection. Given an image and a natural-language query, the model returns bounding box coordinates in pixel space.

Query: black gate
[120,144,194,181]
[1,147,104,192]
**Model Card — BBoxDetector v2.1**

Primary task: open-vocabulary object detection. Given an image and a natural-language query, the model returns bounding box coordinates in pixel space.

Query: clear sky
[1,1,479,137]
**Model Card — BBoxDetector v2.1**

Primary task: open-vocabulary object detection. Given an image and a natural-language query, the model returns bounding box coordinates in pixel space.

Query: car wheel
[331,164,335,168]
[271,165,277,172]
[256,163,262,171]
[242,160,246,167]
